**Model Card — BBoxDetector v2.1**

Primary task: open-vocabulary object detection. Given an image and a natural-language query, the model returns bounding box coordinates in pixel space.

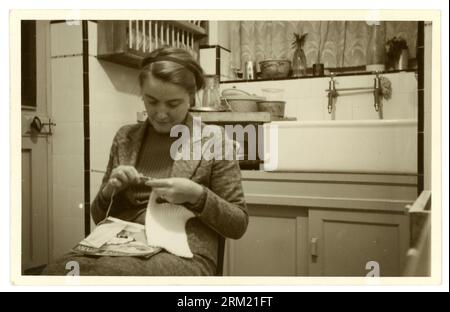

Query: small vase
[292,49,307,77]
[366,23,386,71]
[395,49,409,70]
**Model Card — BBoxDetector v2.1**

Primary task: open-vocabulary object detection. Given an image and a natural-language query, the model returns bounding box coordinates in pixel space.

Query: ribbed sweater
[123,122,207,224]
[126,122,177,223]
[130,123,177,201]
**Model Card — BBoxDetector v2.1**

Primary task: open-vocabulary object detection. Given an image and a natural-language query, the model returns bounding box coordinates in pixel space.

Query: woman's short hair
[139,47,205,101]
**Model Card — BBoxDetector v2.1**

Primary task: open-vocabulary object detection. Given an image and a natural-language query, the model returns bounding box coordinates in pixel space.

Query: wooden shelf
[97,20,207,69]
[221,68,417,84]
[97,52,145,69]
[189,111,271,123]
[189,111,297,123]
[169,21,207,37]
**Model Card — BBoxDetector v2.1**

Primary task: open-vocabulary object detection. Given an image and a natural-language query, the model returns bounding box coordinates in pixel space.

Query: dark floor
[23,264,46,275]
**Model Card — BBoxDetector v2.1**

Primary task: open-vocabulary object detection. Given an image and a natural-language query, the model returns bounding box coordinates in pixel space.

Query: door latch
[30,116,56,135]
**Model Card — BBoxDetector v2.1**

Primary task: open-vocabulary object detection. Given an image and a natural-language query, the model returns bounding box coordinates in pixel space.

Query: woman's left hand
[145,178,204,205]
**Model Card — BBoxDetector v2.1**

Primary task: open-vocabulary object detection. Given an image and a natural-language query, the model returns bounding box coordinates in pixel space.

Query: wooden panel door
[225,216,296,276]
[223,209,309,276]
[21,21,52,273]
[308,209,409,276]
[21,138,50,271]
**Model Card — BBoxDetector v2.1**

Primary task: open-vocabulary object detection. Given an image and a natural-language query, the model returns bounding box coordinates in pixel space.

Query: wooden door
[223,205,309,276]
[21,21,52,273]
[308,209,409,276]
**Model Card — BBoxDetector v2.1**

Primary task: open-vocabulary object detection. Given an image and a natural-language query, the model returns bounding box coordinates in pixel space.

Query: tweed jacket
[90,113,249,266]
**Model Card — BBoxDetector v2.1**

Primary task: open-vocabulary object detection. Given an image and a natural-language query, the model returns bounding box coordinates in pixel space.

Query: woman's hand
[145,178,204,205]
[102,165,141,199]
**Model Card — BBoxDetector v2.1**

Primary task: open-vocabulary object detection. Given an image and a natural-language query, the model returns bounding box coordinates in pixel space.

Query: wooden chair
[215,236,226,276]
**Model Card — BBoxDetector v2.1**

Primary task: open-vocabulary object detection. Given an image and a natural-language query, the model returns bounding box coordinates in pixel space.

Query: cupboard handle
[310,238,319,257]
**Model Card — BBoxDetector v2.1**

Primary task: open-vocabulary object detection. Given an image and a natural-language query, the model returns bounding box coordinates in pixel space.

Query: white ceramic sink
[263,119,418,174]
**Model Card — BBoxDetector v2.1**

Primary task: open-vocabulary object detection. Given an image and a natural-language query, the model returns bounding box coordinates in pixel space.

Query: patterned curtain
[229,21,418,70]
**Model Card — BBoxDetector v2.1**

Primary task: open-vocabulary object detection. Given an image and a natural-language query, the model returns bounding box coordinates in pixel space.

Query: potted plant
[385,36,409,70]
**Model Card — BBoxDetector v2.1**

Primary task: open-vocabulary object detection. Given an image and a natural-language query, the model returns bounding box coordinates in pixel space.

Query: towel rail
[406,190,431,214]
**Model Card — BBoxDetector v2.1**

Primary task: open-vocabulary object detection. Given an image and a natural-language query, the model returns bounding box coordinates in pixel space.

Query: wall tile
[199,48,217,75]
[220,72,417,121]
[410,91,419,120]
[66,155,84,187]
[52,185,69,218]
[90,122,113,170]
[334,96,353,120]
[297,97,326,121]
[51,57,83,123]
[351,93,380,120]
[382,90,417,120]
[88,21,98,56]
[67,186,85,218]
[301,77,328,99]
[396,71,418,94]
[50,23,83,57]
[381,92,402,120]
[52,122,84,156]
[52,217,84,259]
[89,55,145,197]
[89,57,142,123]
[282,97,299,119]
[53,155,82,189]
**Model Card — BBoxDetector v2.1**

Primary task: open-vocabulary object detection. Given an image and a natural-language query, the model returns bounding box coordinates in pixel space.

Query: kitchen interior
[21,19,433,277]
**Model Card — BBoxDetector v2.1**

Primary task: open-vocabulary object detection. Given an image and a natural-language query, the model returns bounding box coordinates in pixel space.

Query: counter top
[190,111,271,123]
[189,111,297,123]
[241,170,418,184]
[240,170,417,213]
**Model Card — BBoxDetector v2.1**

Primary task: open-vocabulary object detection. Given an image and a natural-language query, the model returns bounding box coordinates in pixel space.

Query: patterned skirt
[42,251,216,276]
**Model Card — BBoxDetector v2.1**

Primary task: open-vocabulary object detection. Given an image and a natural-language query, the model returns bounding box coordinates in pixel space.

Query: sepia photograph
[9,8,444,287]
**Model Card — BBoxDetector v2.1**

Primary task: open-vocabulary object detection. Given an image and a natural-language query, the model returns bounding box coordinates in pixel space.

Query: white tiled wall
[88,22,143,228]
[220,72,418,121]
[52,21,145,246]
[50,23,85,259]
[50,22,83,56]
[200,47,216,75]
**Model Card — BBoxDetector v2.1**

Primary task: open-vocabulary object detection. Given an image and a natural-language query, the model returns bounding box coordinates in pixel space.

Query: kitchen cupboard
[308,209,409,276]
[222,171,416,277]
[223,205,308,276]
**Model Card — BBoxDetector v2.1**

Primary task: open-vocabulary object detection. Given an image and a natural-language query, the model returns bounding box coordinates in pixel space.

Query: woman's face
[141,73,191,133]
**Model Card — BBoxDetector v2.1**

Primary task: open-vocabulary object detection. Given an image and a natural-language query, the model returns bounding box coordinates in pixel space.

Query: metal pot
[221,88,265,112]
[257,101,286,118]
[221,95,265,112]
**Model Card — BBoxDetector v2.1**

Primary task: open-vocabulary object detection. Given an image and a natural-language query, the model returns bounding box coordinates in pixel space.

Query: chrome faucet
[327,73,337,114]
[373,72,382,112]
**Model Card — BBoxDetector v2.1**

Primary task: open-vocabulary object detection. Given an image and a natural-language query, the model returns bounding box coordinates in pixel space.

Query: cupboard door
[308,209,409,276]
[224,215,308,276]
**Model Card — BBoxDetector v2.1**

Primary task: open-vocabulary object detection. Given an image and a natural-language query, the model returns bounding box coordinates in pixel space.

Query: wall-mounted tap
[373,72,382,112]
[324,72,390,116]
[327,73,337,114]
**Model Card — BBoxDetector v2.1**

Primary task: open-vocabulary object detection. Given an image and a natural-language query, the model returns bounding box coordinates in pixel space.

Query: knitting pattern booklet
[72,217,161,258]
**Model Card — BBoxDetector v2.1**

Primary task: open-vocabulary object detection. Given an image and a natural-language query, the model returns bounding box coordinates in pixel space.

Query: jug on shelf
[201,75,222,110]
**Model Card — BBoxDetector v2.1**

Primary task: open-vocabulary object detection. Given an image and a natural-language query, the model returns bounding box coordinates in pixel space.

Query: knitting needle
[90,169,155,183]
[90,169,167,203]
